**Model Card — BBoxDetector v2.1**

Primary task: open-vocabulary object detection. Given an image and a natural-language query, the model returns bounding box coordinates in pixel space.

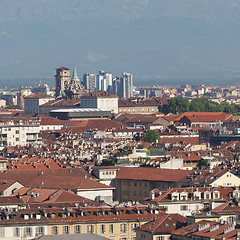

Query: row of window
[13,227,44,237]
[123,190,148,197]
[123,181,148,187]
[1,223,138,237]
[102,171,115,175]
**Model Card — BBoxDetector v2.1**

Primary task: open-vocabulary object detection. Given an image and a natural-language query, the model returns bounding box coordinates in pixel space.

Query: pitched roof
[56,66,69,70]
[177,112,232,122]
[136,213,187,234]
[0,168,112,191]
[24,92,53,99]
[116,167,192,182]
[62,119,126,133]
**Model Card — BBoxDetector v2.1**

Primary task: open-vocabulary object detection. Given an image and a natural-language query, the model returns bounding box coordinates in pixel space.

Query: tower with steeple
[64,65,86,99]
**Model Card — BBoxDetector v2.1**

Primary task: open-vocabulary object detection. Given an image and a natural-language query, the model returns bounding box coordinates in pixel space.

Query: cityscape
[0,65,240,240]
[2,1,240,240]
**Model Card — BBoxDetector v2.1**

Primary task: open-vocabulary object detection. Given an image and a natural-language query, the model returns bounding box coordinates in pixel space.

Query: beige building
[209,171,240,187]
[24,92,54,114]
[0,205,164,240]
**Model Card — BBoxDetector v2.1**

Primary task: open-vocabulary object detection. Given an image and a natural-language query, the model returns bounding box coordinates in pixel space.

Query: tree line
[168,97,240,115]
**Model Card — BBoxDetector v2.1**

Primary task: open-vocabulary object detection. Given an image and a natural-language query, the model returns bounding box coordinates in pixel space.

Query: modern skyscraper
[96,71,112,92]
[83,73,96,93]
[119,72,133,99]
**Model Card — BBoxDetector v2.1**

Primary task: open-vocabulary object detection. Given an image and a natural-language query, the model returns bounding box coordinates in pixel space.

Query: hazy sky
[1,0,240,87]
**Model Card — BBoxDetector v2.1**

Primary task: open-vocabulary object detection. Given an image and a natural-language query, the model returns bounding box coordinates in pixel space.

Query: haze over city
[1,0,240,88]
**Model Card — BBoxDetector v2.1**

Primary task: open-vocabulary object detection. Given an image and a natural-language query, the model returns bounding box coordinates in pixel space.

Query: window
[156,237,164,240]
[109,224,114,233]
[63,226,70,234]
[52,226,58,235]
[24,227,32,237]
[87,225,94,233]
[134,182,137,186]
[36,227,44,236]
[120,224,127,233]
[74,225,81,234]
[100,224,105,234]
[145,182,148,187]
[15,130,19,134]
[180,205,188,211]
[13,227,20,237]
[0,228,5,238]
[131,223,137,232]
[227,216,235,224]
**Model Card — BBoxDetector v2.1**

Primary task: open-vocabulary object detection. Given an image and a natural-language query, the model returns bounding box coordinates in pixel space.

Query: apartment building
[0,205,164,240]
[0,120,40,146]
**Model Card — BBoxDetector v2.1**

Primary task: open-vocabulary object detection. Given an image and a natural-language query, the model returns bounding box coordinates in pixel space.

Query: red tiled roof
[116,167,192,182]
[56,66,69,70]
[62,119,126,133]
[177,112,232,122]
[24,92,53,99]
[136,213,187,233]
[1,168,113,190]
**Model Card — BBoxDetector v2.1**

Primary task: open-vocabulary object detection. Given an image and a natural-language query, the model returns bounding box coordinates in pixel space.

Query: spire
[71,64,80,82]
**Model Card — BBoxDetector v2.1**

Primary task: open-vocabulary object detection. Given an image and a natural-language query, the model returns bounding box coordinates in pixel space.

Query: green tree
[189,98,222,112]
[168,97,189,114]
[137,144,144,149]
[101,158,115,166]
[144,130,160,143]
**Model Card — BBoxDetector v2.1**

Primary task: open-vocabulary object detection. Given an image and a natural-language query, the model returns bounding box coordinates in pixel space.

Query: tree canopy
[144,130,160,143]
[168,97,240,115]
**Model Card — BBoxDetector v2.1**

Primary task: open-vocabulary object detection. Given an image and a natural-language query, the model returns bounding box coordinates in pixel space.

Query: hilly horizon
[1,0,240,87]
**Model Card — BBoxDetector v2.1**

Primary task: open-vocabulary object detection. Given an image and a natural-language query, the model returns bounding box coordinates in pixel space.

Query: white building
[80,91,118,114]
[96,71,112,92]
[0,121,41,146]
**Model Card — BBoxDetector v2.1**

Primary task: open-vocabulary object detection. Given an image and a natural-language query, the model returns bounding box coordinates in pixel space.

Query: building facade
[0,121,40,146]
[83,74,96,93]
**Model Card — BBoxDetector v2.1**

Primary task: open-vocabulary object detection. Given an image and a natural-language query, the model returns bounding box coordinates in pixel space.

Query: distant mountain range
[1,0,240,87]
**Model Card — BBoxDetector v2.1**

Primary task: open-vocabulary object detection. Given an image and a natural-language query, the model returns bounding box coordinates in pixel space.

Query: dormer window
[233,189,240,199]
[213,190,220,199]
[171,191,179,201]
[180,192,188,201]
[204,191,212,200]
[193,191,201,200]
